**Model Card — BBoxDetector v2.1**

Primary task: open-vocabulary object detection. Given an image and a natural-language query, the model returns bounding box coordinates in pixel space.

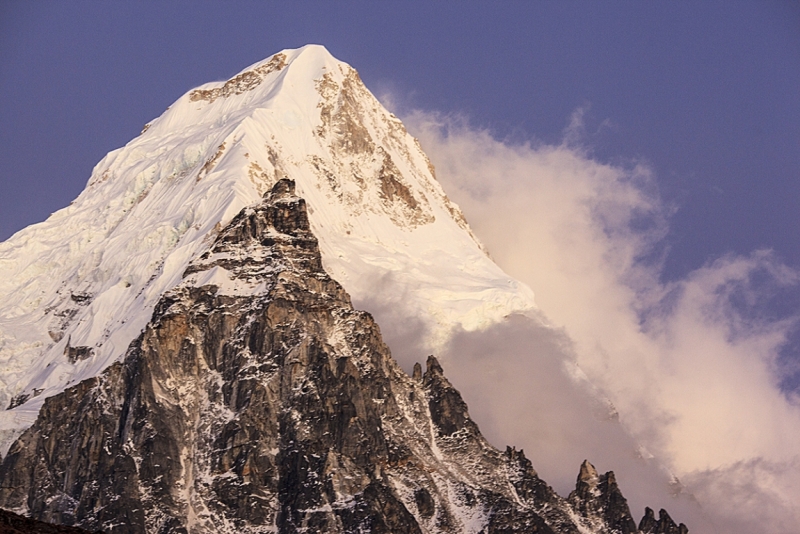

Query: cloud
[372,109,800,533]
[683,458,800,534]
[439,313,711,530]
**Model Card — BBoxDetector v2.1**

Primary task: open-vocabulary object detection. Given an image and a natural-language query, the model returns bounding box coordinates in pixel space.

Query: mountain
[0,45,532,451]
[0,45,688,533]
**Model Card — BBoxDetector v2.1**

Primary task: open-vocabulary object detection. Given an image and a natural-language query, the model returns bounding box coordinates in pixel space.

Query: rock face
[0,181,685,533]
[639,508,689,534]
[568,460,639,534]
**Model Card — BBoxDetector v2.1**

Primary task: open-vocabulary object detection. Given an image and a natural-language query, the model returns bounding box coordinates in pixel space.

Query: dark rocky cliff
[0,180,686,533]
[0,508,101,534]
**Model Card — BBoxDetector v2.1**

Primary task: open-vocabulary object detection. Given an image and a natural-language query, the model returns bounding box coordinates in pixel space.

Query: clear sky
[1,3,800,531]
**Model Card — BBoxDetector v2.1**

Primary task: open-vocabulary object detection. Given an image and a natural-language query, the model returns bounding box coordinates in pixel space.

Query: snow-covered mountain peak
[141,45,331,137]
[0,45,536,452]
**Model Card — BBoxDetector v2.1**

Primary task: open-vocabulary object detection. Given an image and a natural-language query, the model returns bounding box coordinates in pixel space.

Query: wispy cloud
[380,107,800,533]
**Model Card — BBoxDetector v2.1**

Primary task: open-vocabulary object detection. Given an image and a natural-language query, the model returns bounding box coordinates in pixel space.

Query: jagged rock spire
[639,507,689,534]
[568,460,639,534]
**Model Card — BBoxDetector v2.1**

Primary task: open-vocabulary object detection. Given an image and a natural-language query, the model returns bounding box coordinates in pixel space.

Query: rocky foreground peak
[0,181,684,533]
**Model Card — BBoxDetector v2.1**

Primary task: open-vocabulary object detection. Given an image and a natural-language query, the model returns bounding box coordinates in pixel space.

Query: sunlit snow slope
[0,45,535,451]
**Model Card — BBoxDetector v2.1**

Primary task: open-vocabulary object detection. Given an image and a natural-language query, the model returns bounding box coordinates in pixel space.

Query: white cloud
[437,314,710,529]
[376,109,800,533]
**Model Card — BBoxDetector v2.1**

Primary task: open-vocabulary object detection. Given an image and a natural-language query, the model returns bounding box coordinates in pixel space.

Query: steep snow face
[0,45,535,450]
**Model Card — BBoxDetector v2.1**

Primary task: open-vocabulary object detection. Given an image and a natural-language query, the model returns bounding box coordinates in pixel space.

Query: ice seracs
[0,44,535,452]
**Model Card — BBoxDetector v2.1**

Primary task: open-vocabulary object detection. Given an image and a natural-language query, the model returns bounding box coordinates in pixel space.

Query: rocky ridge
[0,180,685,533]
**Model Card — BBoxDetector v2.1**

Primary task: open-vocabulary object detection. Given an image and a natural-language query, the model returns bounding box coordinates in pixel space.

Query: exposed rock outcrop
[0,181,686,533]
[639,507,689,534]
[568,459,639,534]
